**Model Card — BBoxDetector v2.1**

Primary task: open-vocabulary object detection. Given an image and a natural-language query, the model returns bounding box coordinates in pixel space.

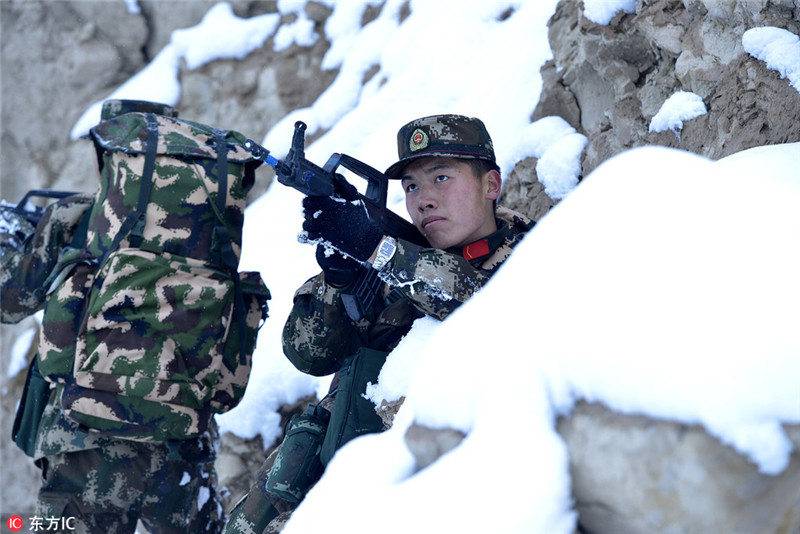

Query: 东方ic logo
[7,515,24,532]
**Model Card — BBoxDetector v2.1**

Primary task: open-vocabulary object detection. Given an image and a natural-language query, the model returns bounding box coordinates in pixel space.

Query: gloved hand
[315,244,361,287]
[302,179,383,263]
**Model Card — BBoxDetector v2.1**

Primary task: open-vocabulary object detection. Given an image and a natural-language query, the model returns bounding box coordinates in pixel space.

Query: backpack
[37,109,270,441]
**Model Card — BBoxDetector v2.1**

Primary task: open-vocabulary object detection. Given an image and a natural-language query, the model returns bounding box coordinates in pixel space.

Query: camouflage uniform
[0,194,92,324]
[226,208,531,534]
[283,206,532,371]
[35,407,221,534]
[2,100,228,533]
[285,113,532,369]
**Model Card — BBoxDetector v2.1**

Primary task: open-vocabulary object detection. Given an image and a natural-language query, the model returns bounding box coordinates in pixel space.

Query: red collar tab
[462,239,490,260]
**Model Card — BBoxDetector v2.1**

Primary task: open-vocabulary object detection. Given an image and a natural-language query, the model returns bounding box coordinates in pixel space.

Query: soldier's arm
[0,195,92,324]
[378,239,493,320]
[282,273,366,376]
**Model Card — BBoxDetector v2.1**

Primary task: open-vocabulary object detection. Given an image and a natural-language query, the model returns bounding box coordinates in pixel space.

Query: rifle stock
[245,122,429,248]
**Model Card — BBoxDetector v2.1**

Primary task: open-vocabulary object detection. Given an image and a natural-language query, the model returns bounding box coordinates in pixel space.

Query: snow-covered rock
[560,402,800,534]
[501,0,800,219]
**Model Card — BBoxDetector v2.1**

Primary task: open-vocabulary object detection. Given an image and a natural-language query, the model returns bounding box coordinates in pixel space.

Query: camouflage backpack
[37,100,270,441]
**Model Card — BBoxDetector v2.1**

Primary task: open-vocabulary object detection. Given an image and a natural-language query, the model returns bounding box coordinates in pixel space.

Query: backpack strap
[208,129,249,365]
[214,129,229,227]
[70,201,93,249]
[92,113,158,287]
[126,113,159,248]
[208,129,237,269]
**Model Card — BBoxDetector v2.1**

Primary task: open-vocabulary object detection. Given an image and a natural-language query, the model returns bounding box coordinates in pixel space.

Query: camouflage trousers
[223,446,293,534]
[223,396,336,534]
[35,437,224,534]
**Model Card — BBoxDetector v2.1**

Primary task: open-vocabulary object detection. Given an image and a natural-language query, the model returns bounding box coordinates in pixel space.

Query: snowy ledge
[743,26,800,95]
[649,90,707,140]
[284,142,800,534]
[582,0,637,25]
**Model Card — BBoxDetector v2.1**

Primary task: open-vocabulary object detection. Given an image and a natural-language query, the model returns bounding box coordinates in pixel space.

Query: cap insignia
[409,128,429,152]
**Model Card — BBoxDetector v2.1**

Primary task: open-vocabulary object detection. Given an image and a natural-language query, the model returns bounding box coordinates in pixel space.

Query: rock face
[391,398,800,534]
[500,0,800,220]
[1,0,147,203]
[498,157,557,223]
[558,402,800,534]
[0,0,337,205]
[498,3,800,531]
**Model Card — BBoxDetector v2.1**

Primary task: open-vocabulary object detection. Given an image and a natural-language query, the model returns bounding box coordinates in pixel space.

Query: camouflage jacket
[0,195,108,458]
[282,207,533,376]
[0,194,93,324]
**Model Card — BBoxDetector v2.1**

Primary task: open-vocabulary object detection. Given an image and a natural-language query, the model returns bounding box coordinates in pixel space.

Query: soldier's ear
[484,170,501,201]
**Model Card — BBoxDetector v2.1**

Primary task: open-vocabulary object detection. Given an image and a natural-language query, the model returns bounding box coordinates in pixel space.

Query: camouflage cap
[101,99,179,121]
[384,114,496,179]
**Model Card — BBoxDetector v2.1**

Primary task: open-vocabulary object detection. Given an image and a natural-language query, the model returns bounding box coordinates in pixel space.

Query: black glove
[315,244,361,287]
[302,179,383,263]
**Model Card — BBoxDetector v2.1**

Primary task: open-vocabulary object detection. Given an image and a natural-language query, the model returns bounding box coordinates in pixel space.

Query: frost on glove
[301,180,383,263]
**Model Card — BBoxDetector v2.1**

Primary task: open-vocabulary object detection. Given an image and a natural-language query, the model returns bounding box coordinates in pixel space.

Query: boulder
[559,402,800,534]
[403,402,800,534]
[502,0,800,214]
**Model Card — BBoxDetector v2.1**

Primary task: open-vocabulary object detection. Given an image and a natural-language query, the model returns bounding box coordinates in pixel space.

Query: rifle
[1,190,79,254]
[244,121,428,248]
[1,190,79,227]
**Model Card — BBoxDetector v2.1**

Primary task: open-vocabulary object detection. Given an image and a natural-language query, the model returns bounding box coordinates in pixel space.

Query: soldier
[225,114,534,533]
[1,101,224,533]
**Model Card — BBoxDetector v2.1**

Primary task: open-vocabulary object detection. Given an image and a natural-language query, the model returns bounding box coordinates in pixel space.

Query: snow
[649,90,707,139]
[508,117,588,200]
[364,316,439,404]
[536,132,588,199]
[261,0,561,185]
[197,486,210,512]
[286,142,800,534]
[743,26,800,94]
[171,3,280,70]
[53,1,800,532]
[320,0,383,70]
[123,0,140,15]
[401,143,800,462]
[8,326,36,378]
[582,0,636,25]
[273,2,318,52]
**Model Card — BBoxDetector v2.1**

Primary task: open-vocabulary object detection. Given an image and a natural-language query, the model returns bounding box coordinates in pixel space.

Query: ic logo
[7,515,23,532]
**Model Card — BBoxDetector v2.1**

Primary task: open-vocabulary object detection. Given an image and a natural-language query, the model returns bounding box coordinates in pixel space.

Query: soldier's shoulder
[44,193,94,226]
[496,206,534,236]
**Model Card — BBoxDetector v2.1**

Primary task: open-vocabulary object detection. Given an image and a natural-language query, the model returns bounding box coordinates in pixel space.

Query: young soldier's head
[385,115,501,250]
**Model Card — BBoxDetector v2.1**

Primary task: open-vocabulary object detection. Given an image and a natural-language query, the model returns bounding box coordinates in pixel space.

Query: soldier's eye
[435,175,450,182]
[405,183,418,193]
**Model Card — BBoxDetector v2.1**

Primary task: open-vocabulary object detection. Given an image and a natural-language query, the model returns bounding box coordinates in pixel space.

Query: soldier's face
[401,156,501,249]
